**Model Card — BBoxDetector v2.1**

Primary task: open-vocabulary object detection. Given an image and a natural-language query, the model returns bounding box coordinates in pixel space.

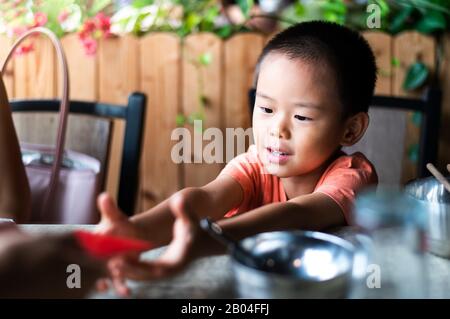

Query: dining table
[19,224,450,299]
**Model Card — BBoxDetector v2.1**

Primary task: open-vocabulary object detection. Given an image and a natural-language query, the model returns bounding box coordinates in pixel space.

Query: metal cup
[230,231,355,298]
[406,176,450,258]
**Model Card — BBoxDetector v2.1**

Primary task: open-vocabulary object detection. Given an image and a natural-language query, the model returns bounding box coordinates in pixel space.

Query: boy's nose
[269,116,290,139]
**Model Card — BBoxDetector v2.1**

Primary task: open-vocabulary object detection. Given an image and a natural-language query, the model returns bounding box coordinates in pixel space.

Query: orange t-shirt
[218,145,378,225]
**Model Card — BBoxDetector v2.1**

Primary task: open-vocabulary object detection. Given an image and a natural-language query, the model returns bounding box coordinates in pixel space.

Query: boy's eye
[294,115,312,122]
[258,107,273,114]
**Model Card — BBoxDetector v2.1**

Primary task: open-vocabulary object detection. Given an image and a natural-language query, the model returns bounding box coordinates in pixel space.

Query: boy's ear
[340,112,369,147]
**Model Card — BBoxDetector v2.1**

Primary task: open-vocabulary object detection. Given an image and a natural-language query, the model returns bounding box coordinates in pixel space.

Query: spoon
[426,163,450,193]
[199,218,271,270]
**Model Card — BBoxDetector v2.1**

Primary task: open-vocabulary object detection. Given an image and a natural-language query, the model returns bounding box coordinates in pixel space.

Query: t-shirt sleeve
[218,146,261,217]
[314,153,378,225]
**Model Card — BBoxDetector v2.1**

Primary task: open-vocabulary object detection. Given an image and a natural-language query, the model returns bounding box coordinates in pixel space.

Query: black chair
[10,92,146,216]
[248,87,442,181]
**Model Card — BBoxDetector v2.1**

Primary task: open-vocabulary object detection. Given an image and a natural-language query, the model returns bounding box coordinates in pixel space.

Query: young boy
[96,21,378,295]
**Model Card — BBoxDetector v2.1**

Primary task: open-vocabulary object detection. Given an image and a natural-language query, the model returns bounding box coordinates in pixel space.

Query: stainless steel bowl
[230,231,355,298]
[405,176,450,258]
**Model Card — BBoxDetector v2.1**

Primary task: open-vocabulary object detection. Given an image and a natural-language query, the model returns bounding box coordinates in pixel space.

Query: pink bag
[1,27,101,224]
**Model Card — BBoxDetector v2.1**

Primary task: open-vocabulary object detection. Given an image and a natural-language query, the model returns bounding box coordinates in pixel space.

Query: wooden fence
[0,31,448,213]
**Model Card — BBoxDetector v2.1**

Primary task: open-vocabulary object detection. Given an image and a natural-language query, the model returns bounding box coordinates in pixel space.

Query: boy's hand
[103,192,203,296]
[94,192,148,296]
[95,193,144,240]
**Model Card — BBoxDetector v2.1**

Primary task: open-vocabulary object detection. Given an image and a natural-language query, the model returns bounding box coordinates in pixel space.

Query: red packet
[74,230,154,259]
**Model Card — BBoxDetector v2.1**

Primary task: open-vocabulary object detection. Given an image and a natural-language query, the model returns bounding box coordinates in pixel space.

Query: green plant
[176,52,211,131]
[403,61,429,91]
[0,0,113,54]
[109,0,249,38]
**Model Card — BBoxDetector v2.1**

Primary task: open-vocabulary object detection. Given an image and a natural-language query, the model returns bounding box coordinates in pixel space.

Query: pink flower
[83,20,96,33]
[81,37,97,56]
[95,12,111,33]
[79,19,96,40]
[58,10,69,24]
[12,0,23,8]
[15,43,34,56]
[33,12,47,27]
[11,26,27,36]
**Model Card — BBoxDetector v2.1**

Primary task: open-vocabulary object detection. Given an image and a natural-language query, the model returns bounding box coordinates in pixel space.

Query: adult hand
[0,225,106,298]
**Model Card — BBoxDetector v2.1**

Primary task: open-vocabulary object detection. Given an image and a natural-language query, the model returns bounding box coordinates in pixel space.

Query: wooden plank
[0,35,14,98]
[12,35,58,146]
[59,35,110,180]
[363,31,392,95]
[60,34,97,101]
[98,35,140,200]
[14,35,56,99]
[224,33,264,160]
[392,32,435,183]
[265,31,279,45]
[182,33,224,187]
[139,33,181,211]
[439,34,450,171]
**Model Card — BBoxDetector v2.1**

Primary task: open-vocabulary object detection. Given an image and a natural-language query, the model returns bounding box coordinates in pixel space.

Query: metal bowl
[405,176,450,258]
[230,231,355,298]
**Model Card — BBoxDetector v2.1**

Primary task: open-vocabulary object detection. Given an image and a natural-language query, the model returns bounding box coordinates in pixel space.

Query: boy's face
[253,53,346,178]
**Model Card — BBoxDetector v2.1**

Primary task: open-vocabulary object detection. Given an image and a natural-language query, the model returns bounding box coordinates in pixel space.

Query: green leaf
[378,69,391,77]
[391,57,401,68]
[132,0,154,9]
[185,12,201,31]
[403,62,429,91]
[199,95,209,108]
[416,10,447,33]
[388,6,415,34]
[204,6,220,23]
[216,25,233,38]
[187,112,204,126]
[411,112,422,127]
[294,2,305,16]
[237,0,254,18]
[198,52,212,66]
[408,143,419,163]
[323,12,340,23]
[377,0,390,17]
[88,0,112,16]
[320,1,347,15]
[176,114,186,126]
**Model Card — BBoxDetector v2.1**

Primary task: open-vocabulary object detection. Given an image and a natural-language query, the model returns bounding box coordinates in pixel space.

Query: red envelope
[74,230,154,259]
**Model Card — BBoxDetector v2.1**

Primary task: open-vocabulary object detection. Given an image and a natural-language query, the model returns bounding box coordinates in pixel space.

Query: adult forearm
[0,104,31,223]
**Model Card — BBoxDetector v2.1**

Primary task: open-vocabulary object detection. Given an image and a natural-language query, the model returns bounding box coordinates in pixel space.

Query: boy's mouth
[265,147,292,164]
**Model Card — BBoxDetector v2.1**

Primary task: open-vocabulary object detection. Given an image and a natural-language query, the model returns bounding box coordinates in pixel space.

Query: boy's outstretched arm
[104,191,347,289]
[217,192,346,241]
[96,175,244,247]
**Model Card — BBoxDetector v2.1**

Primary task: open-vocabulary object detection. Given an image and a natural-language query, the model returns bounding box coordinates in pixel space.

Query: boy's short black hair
[256,21,377,117]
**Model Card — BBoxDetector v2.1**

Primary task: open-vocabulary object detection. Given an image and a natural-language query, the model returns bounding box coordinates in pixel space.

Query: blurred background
[0,0,449,215]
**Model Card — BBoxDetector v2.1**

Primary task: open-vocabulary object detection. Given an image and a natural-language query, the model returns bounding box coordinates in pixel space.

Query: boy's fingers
[97,193,125,224]
[169,193,195,222]
[119,258,182,281]
[95,278,110,292]
[112,275,129,297]
[107,260,130,297]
